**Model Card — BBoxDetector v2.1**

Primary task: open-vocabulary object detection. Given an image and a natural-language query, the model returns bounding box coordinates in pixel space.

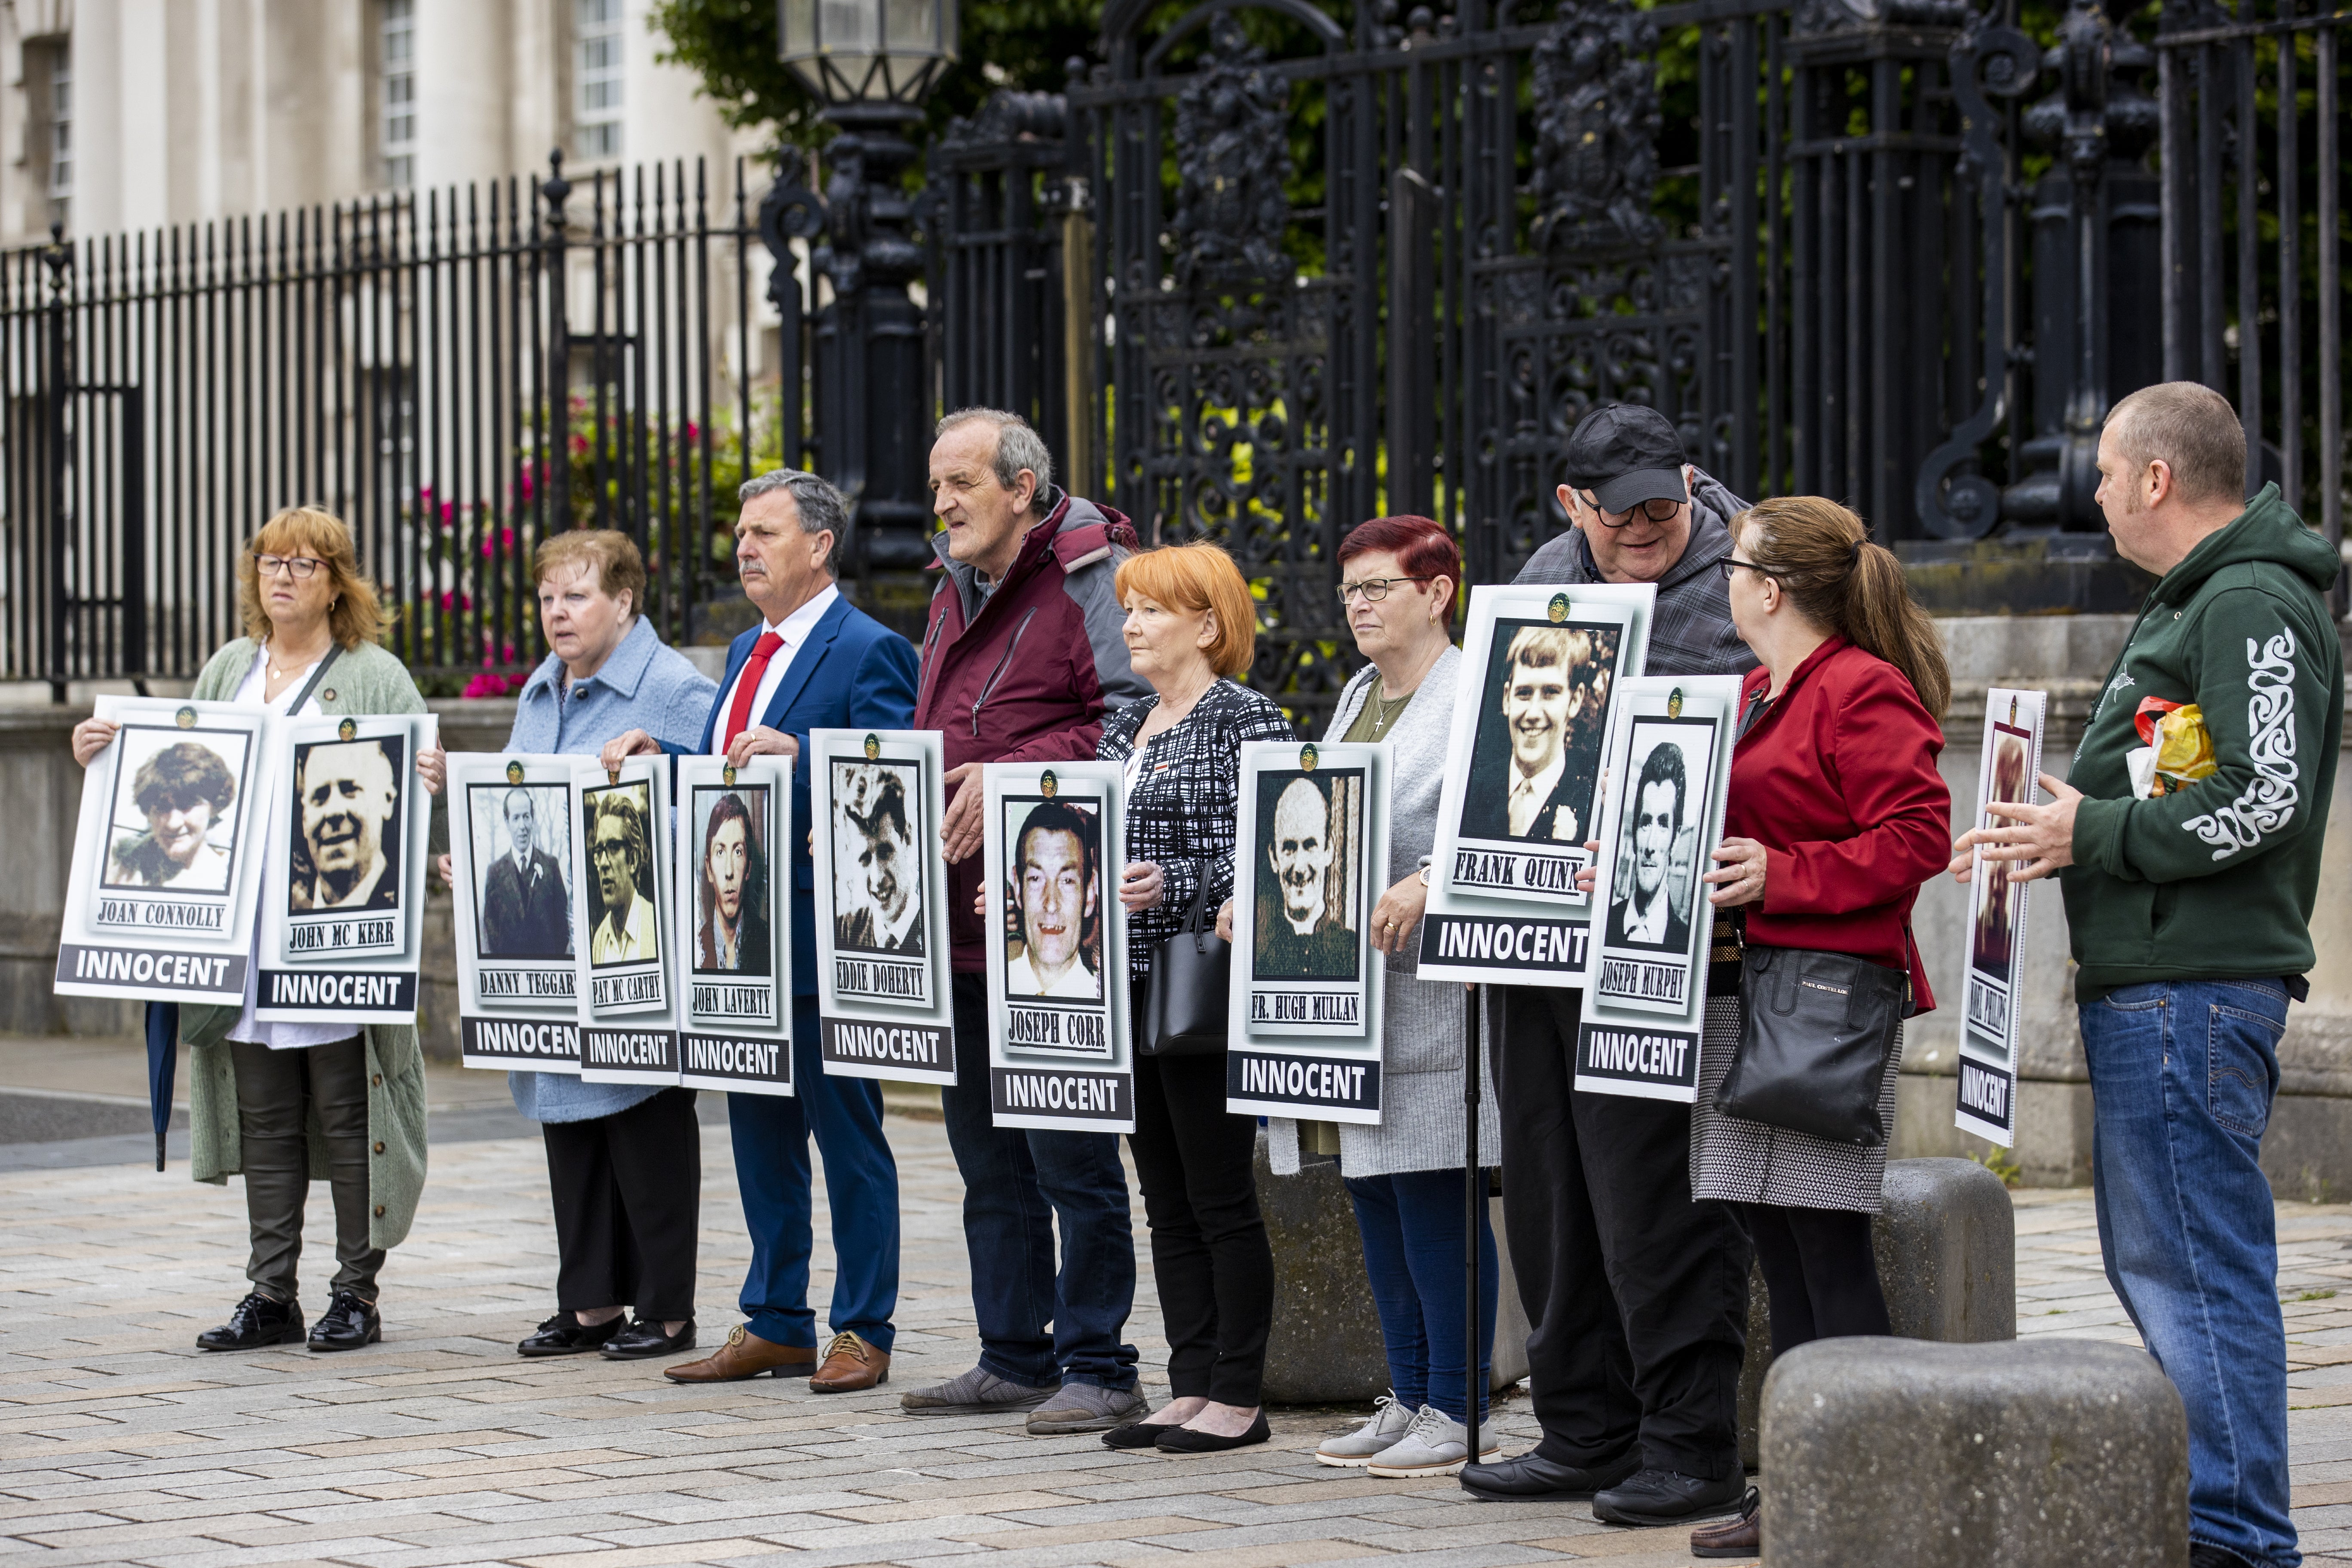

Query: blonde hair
[1731,497,1950,719]
[1112,542,1257,678]
[533,529,647,609]
[238,507,387,649]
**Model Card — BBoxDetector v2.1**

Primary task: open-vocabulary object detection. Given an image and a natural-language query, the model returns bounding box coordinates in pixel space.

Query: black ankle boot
[196,1291,304,1352]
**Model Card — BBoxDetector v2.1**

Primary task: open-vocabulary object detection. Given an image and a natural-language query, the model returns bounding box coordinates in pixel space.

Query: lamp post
[771,0,958,572]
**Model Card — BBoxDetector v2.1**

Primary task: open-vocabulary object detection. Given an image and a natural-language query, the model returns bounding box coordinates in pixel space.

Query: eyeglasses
[1578,493,1682,527]
[1336,576,1434,606]
[254,554,325,579]
[1717,557,1769,580]
[591,841,634,861]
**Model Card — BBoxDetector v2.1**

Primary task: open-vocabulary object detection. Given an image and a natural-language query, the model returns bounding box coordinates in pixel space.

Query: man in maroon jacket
[898,407,1151,1435]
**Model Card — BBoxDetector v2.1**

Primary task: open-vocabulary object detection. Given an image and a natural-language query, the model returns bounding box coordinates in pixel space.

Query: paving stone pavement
[5,1099,2352,1568]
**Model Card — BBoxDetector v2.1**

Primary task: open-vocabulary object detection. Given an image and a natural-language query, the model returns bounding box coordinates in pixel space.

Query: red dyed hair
[1338,514,1461,622]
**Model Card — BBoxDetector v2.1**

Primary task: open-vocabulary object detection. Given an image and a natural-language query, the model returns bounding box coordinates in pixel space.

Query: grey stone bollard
[1737,1157,2017,1465]
[1254,1131,1531,1403]
[1760,1338,2188,1568]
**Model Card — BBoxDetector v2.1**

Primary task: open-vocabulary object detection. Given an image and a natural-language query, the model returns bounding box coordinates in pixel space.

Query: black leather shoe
[307,1289,381,1352]
[600,1316,696,1360]
[1592,1467,1747,1525]
[518,1312,623,1357]
[1154,1412,1270,1453]
[1458,1450,1639,1501]
[195,1291,304,1352]
[1102,1421,1182,1451]
[2190,1544,2260,1568]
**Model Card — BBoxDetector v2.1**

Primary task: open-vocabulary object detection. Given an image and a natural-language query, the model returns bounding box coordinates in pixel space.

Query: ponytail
[1731,496,1950,720]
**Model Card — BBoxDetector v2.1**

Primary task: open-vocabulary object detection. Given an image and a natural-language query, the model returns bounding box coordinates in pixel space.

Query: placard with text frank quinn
[55,697,279,1007]
[982,761,1133,1133]
[450,753,583,1074]
[1574,676,1740,1102]
[809,729,955,1088]
[673,753,794,1097]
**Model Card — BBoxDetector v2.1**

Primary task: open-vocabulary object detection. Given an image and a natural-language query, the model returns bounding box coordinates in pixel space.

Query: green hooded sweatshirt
[2063,483,2345,1001]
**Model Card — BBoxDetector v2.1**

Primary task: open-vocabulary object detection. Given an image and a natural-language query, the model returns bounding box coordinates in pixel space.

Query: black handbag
[1715,941,1909,1145]
[1140,874,1230,1057]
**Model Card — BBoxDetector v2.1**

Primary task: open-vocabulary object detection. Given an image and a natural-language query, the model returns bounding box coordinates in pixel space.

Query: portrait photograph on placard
[584,778,661,970]
[999,794,1105,1007]
[691,784,774,977]
[1594,715,1717,1016]
[1969,725,2034,987]
[285,732,406,915]
[1250,766,1365,985]
[103,725,253,895]
[469,782,575,961]
[830,759,927,962]
[1459,617,1620,849]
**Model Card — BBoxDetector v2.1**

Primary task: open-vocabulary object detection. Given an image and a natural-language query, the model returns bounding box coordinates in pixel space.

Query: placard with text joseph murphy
[1956,687,2046,1148]
[983,761,1133,1133]
[1416,580,1657,987]
[810,729,955,1089]
[1225,739,1390,1124]
[449,752,582,1075]
[1574,675,1740,1102]
[254,713,436,1024]
[674,753,794,1097]
[55,696,279,1007]
[571,755,681,1085]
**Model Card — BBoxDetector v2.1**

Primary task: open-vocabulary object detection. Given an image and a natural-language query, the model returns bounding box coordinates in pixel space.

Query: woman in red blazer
[1684,496,1952,1559]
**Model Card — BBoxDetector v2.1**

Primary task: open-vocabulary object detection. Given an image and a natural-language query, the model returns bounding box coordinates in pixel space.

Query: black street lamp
[764,0,958,573]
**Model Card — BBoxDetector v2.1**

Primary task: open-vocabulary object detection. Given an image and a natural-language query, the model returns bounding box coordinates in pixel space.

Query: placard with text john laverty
[809,729,955,1088]
[673,753,794,1097]
[1224,739,1390,1124]
[982,761,1132,1133]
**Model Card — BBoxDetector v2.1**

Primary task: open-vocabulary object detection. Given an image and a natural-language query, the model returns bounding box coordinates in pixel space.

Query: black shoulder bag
[1714,936,1910,1146]
[1141,873,1229,1057]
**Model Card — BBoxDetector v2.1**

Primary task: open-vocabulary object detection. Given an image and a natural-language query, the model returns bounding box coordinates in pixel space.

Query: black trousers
[230,1037,381,1302]
[1128,1012,1273,1406]
[1746,1203,1890,1356]
[1493,985,1751,1480]
[541,1087,701,1321]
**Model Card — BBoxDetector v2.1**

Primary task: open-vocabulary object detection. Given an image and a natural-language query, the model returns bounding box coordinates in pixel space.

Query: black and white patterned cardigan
[1098,678,1295,981]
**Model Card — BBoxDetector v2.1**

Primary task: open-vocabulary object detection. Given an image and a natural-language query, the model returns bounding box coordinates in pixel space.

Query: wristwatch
[1418,864,1432,886]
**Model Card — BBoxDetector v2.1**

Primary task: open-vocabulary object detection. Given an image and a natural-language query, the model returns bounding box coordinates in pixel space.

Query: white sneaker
[1366,1404,1502,1477]
[1314,1392,1418,1467]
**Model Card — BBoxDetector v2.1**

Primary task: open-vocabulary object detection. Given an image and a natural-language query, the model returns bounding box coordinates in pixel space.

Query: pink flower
[500,527,516,553]
[441,501,456,526]
[501,642,517,663]
[571,434,590,457]
[684,420,701,442]
[461,672,514,699]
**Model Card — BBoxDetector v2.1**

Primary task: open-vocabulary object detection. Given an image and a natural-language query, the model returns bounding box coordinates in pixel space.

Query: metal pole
[1464,980,1482,1468]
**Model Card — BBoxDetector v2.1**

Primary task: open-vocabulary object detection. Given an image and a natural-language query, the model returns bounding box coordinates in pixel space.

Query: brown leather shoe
[662,1324,816,1383]
[808,1330,889,1393]
[1690,1487,1761,1559]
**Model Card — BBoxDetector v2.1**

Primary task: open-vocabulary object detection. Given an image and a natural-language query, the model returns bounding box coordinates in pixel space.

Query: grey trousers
[228,1037,383,1302]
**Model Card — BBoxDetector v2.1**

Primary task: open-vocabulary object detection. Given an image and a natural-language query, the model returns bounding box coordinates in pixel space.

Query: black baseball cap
[1564,404,1690,515]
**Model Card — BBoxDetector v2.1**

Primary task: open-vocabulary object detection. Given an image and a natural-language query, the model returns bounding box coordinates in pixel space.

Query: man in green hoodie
[1954,381,2341,1568]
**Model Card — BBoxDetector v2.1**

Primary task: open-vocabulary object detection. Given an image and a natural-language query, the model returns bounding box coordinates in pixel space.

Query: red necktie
[721,631,785,752]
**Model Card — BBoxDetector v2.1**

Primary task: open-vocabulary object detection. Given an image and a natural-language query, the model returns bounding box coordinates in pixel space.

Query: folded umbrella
[145,1001,178,1172]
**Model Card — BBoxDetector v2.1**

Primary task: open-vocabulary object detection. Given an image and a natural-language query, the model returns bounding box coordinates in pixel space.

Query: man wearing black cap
[1460,404,1757,1525]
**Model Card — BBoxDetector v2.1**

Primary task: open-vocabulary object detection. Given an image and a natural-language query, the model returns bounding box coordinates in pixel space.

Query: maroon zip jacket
[916,487,1148,970]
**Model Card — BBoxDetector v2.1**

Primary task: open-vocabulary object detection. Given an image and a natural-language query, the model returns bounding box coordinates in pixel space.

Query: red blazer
[1726,635,1950,1009]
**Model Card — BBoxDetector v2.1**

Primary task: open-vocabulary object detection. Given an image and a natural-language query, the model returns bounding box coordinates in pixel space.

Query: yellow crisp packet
[2129,699,2217,797]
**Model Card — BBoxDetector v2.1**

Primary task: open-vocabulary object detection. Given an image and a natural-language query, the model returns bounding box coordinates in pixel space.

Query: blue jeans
[2080,978,2299,1568]
[940,973,1138,1390]
[1344,1166,1498,1422]
[728,998,900,1352]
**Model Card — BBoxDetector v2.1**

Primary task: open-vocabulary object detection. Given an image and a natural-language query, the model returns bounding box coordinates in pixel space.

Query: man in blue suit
[602,469,917,1393]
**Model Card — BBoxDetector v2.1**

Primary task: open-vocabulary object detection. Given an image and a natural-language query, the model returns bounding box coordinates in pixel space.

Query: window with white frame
[22,38,70,233]
[381,0,416,189]
[45,48,70,222]
[575,0,624,162]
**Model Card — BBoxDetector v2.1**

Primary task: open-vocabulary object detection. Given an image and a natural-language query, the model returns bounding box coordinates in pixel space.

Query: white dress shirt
[1508,752,1566,837]
[712,584,839,753]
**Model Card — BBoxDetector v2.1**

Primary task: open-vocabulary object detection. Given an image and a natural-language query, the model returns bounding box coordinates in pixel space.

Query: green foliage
[1969,1144,2024,1188]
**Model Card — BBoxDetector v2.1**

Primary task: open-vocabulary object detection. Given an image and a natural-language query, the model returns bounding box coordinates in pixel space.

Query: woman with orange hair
[1092,541,1293,1455]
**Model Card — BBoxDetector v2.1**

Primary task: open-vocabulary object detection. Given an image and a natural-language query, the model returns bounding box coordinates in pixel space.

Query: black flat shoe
[1102,1421,1182,1451]
[308,1289,382,1353]
[518,1312,624,1357]
[1459,1450,1639,1501]
[1592,1466,1746,1526]
[600,1316,696,1360]
[1154,1412,1270,1454]
[196,1291,304,1352]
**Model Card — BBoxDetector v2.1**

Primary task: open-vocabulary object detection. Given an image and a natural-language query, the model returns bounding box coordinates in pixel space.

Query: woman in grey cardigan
[1231,516,1502,1479]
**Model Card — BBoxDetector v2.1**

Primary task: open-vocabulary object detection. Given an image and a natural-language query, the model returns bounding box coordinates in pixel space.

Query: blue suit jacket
[670,594,919,996]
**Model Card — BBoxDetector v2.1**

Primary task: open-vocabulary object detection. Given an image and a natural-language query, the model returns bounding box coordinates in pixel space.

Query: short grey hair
[2104,382,2247,507]
[936,407,1053,503]
[738,469,847,573]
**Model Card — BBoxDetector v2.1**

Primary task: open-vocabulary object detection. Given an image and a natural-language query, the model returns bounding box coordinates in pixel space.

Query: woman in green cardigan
[70,506,431,1354]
